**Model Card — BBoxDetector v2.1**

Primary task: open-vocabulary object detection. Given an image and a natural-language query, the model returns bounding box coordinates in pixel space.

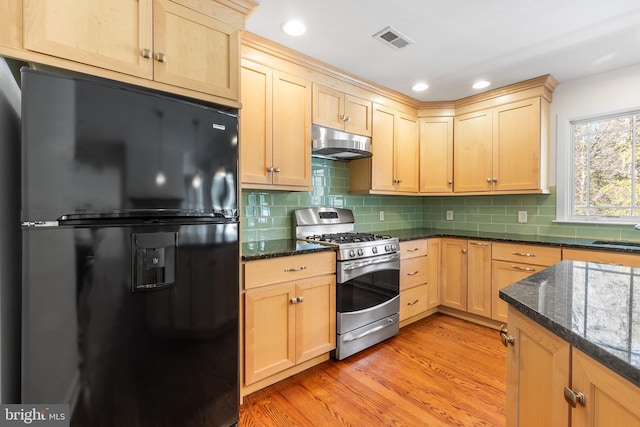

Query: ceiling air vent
[372,26,414,50]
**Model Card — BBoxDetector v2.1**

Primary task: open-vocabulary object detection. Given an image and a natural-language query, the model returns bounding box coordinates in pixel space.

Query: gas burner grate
[307,232,390,244]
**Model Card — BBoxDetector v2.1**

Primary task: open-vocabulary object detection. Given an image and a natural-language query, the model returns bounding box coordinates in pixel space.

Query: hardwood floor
[239,314,507,427]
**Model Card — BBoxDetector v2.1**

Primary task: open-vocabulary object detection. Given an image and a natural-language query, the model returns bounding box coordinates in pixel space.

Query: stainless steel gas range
[294,207,400,360]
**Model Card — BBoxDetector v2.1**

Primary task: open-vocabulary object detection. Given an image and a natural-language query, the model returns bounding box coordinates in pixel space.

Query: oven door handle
[343,317,396,342]
[343,253,400,271]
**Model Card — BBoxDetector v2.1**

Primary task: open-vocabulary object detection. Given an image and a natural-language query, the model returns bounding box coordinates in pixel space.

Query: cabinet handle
[448,180,453,185]
[486,178,492,183]
[266,166,273,172]
[284,266,307,272]
[297,296,304,303]
[274,167,281,173]
[511,252,536,257]
[511,265,535,272]
[290,298,298,304]
[492,177,498,182]
[499,325,514,347]
[470,242,488,247]
[156,52,167,62]
[407,271,419,276]
[407,248,419,252]
[345,116,351,122]
[141,48,152,59]
[407,299,419,306]
[563,387,586,407]
[462,248,467,254]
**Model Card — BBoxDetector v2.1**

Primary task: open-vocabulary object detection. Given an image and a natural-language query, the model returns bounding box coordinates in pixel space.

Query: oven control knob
[357,248,364,256]
[372,247,378,254]
[349,250,356,258]
[391,244,397,251]
[384,245,390,252]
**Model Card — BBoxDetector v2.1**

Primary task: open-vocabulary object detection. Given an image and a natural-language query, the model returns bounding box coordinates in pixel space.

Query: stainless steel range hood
[311,124,372,160]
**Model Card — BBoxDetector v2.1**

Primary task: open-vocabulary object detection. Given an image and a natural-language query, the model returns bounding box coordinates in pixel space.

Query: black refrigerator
[20,69,240,426]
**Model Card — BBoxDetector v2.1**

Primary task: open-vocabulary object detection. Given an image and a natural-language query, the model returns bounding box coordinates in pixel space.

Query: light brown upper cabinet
[350,104,419,194]
[22,0,250,100]
[312,83,372,137]
[240,60,312,191]
[453,97,548,194]
[419,117,454,193]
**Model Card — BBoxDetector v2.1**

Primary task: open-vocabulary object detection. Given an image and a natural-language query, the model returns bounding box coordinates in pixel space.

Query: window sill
[553,219,640,226]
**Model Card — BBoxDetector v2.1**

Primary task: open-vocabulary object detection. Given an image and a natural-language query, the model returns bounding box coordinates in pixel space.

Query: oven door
[336,253,400,329]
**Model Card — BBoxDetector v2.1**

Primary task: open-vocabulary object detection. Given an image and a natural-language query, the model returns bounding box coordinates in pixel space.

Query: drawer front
[492,243,561,266]
[399,239,428,259]
[400,256,428,290]
[244,251,336,289]
[562,248,640,268]
[400,284,429,321]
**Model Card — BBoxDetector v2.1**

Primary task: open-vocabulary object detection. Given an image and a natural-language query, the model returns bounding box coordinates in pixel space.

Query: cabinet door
[395,113,419,192]
[271,70,312,188]
[420,117,454,193]
[400,256,428,290]
[453,109,493,192]
[493,98,541,191]
[0,0,22,49]
[467,241,492,317]
[240,61,273,186]
[244,283,296,384]
[312,84,344,131]
[295,275,336,363]
[23,0,154,78]
[370,105,396,191]
[426,239,441,309]
[440,238,467,311]
[506,308,570,427]
[491,260,546,323]
[344,94,372,137]
[153,0,239,99]
[571,349,640,426]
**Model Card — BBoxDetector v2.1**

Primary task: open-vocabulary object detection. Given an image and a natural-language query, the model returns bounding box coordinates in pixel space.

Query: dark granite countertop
[242,239,334,261]
[242,228,640,260]
[500,260,640,387]
[387,227,640,253]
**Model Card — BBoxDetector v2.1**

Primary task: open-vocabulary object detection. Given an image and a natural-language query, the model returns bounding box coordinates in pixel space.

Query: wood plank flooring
[239,314,507,427]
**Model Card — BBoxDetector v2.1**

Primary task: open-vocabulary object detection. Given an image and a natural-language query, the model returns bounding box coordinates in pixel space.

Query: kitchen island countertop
[500,260,640,388]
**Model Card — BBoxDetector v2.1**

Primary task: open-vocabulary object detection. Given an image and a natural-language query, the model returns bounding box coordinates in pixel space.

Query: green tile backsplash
[241,159,640,243]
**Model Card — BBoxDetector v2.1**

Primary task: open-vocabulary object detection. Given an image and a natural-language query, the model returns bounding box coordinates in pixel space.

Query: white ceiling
[245,0,640,102]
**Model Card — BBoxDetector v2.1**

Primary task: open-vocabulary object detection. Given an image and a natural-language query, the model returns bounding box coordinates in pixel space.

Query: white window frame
[557,108,640,225]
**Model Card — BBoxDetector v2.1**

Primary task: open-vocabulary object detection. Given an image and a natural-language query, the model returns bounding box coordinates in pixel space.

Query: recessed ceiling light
[281,20,306,36]
[412,82,429,92]
[472,80,491,89]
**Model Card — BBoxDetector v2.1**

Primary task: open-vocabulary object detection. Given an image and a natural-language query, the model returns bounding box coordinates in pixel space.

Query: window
[558,110,640,223]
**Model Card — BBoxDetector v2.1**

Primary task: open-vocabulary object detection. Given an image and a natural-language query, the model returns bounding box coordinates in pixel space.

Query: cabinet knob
[290,298,298,304]
[499,325,514,347]
[274,167,281,173]
[297,296,304,303]
[448,180,453,185]
[486,178,492,183]
[141,48,152,59]
[563,387,586,407]
[267,166,274,172]
[492,177,498,183]
[156,52,167,63]
[462,248,467,254]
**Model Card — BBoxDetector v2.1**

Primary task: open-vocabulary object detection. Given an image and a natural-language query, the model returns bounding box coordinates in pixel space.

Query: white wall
[549,64,640,185]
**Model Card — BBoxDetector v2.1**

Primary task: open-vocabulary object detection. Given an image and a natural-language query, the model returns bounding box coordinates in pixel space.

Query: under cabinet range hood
[311,124,372,160]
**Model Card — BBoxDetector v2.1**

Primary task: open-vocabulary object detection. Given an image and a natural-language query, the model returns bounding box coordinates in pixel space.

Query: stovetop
[294,208,399,260]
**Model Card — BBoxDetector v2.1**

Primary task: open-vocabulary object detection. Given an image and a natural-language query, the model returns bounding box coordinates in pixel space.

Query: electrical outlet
[518,211,528,223]
[379,211,384,221]
[446,210,454,221]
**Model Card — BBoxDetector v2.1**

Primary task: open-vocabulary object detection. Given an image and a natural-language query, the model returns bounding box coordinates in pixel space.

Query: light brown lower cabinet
[562,248,640,268]
[399,239,440,324]
[491,243,561,323]
[505,307,640,427]
[243,252,336,386]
